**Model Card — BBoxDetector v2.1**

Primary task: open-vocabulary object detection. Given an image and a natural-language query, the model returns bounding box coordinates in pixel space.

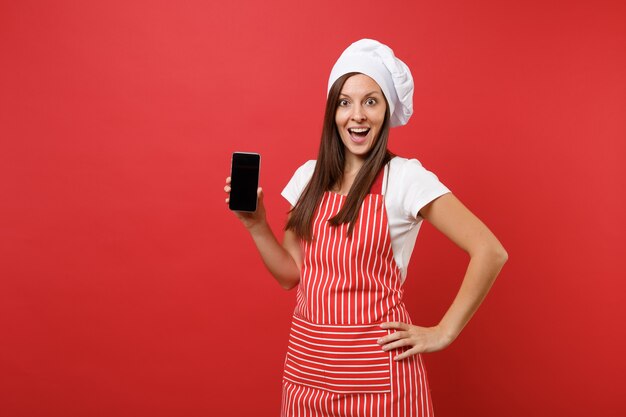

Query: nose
[351,104,366,122]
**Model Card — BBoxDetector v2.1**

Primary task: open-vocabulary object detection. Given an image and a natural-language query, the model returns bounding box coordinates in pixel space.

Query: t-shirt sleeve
[281,160,316,207]
[400,159,451,219]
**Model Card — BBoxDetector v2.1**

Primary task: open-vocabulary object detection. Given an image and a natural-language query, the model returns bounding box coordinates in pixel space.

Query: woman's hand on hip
[378,322,454,360]
[224,176,267,231]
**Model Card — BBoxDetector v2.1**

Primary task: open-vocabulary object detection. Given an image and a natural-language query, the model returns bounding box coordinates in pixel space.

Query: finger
[377,331,408,345]
[380,322,409,331]
[394,347,420,361]
[225,197,230,204]
[226,177,231,184]
[224,185,231,193]
[381,338,413,352]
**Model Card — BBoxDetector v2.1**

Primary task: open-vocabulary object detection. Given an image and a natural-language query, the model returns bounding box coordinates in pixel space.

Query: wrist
[434,323,460,346]
[247,219,269,235]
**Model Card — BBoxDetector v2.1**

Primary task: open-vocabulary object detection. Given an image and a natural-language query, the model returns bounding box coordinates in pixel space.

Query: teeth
[349,128,369,133]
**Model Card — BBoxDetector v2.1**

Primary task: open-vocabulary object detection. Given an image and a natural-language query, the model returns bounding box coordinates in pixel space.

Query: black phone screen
[229,152,260,212]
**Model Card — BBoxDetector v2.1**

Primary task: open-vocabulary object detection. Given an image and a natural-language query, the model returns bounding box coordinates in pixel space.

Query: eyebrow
[339,90,383,98]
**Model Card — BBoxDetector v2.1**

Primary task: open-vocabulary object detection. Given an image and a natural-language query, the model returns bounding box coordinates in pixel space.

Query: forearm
[248,221,301,290]
[437,248,508,343]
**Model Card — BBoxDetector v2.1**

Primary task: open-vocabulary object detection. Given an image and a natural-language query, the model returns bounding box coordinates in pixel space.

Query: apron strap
[370,166,385,195]
[370,162,390,196]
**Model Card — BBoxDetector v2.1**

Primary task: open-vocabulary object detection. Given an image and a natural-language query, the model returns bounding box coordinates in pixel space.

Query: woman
[224,39,507,417]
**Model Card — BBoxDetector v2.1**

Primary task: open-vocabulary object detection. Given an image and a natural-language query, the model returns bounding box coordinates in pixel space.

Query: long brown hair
[286,72,394,241]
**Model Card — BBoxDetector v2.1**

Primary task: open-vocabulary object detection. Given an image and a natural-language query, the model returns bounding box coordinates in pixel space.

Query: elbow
[279,277,300,291]
[472,243,508,266]
[492,245,509,266]
[281,284,298,291]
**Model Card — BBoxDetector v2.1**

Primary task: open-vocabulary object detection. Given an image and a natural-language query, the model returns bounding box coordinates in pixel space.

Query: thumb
[257,187,264,202]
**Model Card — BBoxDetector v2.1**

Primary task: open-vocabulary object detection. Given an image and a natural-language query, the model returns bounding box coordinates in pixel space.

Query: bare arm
[379,193,508,359]
[422,192,508,340]
[224,177,301,290]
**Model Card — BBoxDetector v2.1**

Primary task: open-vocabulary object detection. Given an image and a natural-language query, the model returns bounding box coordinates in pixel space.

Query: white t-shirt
[281,156,451,283]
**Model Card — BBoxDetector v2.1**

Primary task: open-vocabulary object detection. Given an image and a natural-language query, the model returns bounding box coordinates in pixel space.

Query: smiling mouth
[348,127,370,138]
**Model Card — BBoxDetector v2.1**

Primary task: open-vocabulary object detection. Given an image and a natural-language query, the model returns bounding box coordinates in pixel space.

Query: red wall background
[1,1,624,416]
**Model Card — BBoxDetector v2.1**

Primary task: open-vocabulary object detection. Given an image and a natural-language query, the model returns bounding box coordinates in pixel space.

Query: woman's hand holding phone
[224,177,267,231]
[224,151,300,289]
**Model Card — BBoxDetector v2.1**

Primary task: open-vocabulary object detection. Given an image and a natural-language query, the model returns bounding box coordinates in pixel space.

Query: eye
[365,98,377,106]
[338,99,349,107]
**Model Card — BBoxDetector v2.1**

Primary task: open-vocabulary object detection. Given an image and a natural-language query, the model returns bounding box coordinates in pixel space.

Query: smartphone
[229,152,261,212]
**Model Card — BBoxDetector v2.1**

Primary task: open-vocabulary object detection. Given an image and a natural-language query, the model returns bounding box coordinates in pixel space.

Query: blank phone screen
[229,152,260,212]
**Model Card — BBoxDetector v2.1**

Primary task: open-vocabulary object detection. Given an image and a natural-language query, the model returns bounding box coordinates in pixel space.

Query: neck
[332,154,365,194]
[343,153,365,176]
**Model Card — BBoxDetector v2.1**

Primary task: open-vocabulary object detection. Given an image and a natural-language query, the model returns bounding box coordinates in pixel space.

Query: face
[335,74,387,162]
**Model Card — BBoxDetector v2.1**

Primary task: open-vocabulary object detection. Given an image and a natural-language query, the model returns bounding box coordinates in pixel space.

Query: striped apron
[281,168,434,417]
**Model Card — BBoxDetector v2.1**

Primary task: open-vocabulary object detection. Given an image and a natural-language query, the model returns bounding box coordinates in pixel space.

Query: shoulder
[388,156,432,181]
[386,155,450,214]
[293,160,316,178]
[282,160,316,206]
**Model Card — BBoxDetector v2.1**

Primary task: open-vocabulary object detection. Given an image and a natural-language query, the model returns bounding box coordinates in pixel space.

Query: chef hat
[328,39,414,127]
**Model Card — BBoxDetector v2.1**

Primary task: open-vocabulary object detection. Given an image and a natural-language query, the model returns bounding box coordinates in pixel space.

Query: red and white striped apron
[282,168,434,417]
